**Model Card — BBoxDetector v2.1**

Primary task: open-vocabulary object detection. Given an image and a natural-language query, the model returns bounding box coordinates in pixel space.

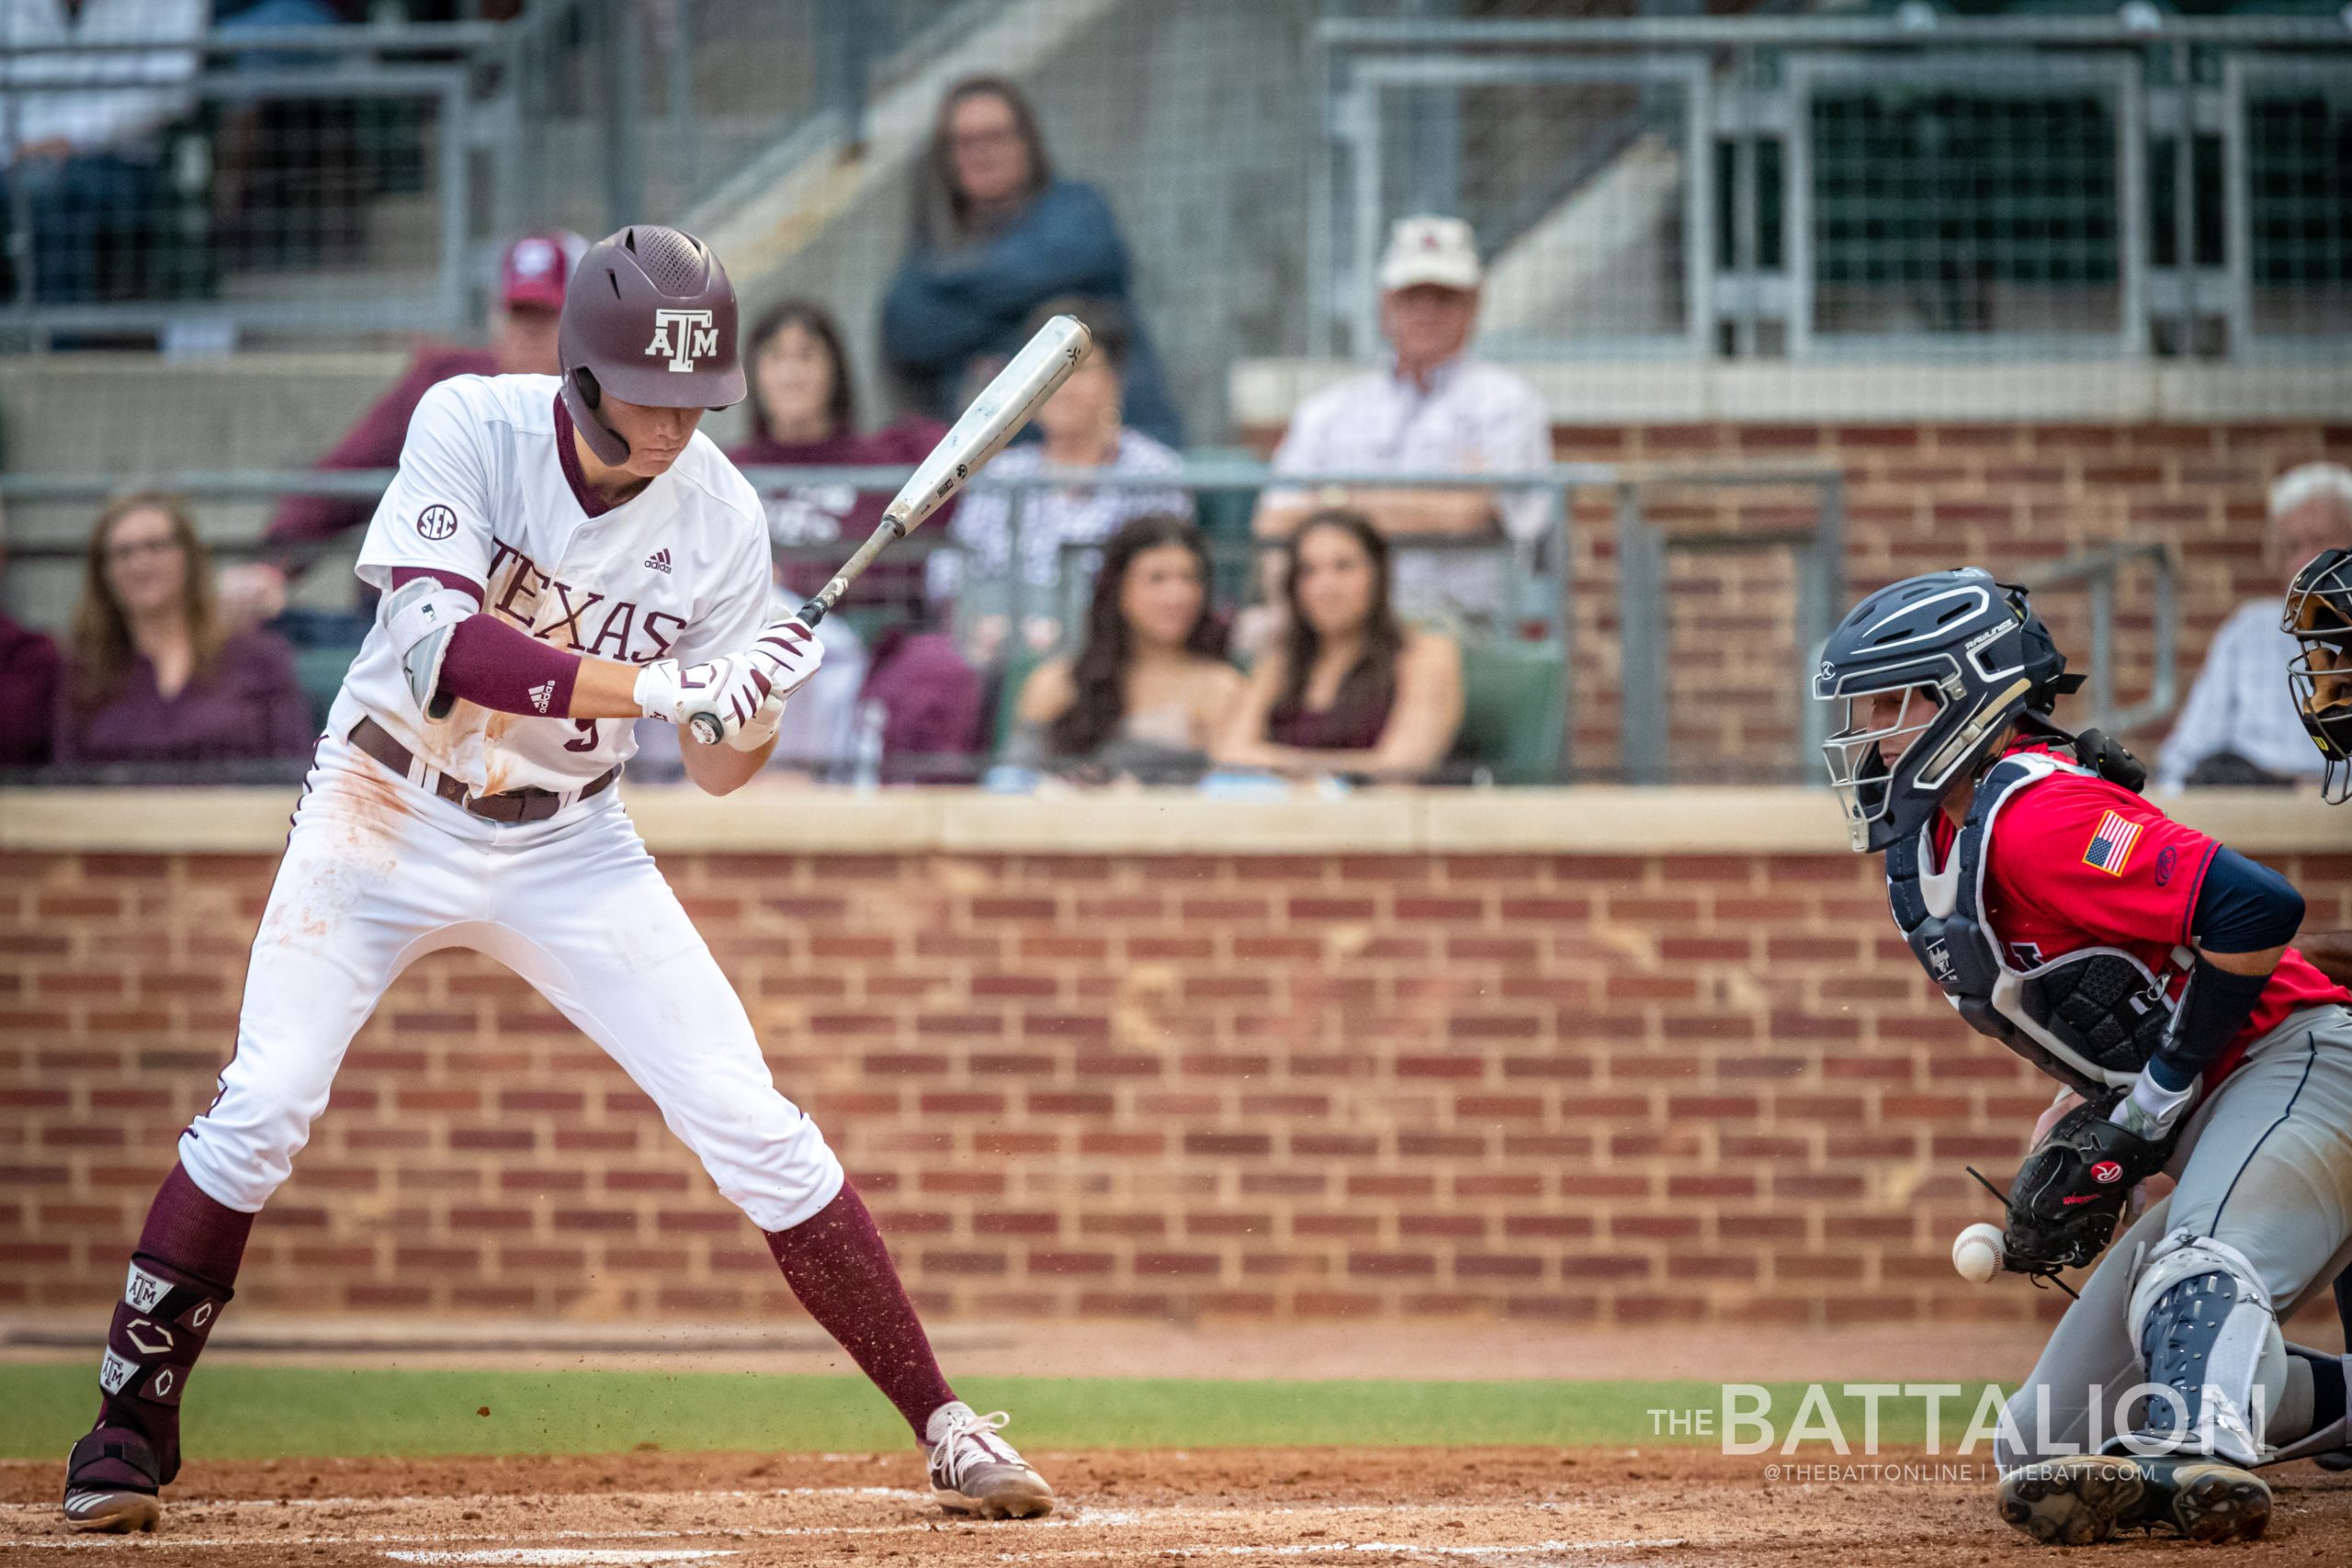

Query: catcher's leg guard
[2121,1233,2284,1467]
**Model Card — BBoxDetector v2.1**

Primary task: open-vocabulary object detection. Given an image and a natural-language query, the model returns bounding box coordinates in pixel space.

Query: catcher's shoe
[1997,1453,2270,1545]
[62,1428,164,1534]
[923,1402,1054,1518]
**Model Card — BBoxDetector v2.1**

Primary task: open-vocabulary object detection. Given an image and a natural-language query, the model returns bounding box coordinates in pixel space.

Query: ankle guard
[96,1255,232,1482]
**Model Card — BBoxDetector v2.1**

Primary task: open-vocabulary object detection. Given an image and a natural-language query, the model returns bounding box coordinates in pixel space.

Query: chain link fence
[0,0,1003,349]
[1316,11,2352,362]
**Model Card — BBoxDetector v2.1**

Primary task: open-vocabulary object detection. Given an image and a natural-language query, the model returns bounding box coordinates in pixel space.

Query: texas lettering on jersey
[329,372,773,797]
[483,537,686,666]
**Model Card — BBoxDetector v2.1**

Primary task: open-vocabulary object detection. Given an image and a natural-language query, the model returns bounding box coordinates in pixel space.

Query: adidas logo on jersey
[645,547,672,573]
[528,681,556,715]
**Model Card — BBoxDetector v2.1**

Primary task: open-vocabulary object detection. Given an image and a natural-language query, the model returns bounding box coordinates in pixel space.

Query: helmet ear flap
[2002,581,2085,714]
[561,367,630,467]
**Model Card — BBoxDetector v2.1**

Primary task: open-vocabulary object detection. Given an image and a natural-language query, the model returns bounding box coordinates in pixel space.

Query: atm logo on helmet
[646,309,718,372]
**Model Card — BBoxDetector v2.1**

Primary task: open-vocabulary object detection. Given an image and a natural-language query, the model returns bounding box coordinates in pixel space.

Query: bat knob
[688,713,723,746]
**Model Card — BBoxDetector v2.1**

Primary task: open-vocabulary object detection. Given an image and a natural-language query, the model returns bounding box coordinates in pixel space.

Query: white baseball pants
[178,735,845,1232]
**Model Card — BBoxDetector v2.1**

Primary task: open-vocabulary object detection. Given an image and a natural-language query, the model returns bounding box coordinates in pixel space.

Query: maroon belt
[345,716,618,824]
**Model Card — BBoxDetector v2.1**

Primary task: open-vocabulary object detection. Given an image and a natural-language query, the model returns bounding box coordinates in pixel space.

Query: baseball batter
[62,226,1053,1533]
[1815,568,2352,1545]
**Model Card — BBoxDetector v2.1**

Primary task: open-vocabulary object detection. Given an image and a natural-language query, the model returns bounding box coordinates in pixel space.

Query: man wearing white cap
[1250,215,1551,626]
[2157,462,2352,790]
[218,230,591,626]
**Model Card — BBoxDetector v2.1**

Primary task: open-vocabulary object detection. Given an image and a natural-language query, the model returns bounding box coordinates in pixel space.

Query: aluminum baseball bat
[686,313,1092,745]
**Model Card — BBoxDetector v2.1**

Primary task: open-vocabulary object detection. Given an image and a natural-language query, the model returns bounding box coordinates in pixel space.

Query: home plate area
[6,1448,2352,1565]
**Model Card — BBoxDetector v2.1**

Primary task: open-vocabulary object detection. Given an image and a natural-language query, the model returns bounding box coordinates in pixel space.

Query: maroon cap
[500,230,586,313]
[559,225,745,463]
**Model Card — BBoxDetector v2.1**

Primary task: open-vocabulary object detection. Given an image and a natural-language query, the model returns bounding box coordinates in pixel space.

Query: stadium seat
[989,649,1051,760]
[1453,640,1566,786]
[293,644,360,730]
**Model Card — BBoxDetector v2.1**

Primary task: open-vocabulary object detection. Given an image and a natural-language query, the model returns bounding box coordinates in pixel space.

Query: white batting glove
[633,652,773,743]
[743,618,825,702]
[728,677,790,753]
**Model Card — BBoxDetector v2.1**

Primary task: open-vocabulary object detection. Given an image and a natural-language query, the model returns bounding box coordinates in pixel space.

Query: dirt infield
[6,1447,2351,1565]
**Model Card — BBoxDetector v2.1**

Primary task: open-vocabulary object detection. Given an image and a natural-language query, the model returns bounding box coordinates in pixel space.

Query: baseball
[1952,1223,2006,1284]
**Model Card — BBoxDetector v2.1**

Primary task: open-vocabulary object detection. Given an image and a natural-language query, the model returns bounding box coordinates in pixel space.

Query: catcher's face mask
[2285,547,2352,805]
[1821,683,1945,842]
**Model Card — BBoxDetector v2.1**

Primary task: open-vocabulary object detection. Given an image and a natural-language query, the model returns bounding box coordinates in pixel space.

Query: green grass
[0,1363,2009,1461]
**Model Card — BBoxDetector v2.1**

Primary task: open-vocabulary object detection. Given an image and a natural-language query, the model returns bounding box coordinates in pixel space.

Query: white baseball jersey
[328,373,772,796]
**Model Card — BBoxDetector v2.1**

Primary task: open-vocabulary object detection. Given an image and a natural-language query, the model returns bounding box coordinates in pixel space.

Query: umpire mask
[2286,547,2352,805]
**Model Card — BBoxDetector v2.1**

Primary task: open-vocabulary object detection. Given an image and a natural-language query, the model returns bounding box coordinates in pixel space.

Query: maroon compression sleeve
[436,614,582,717]
[389,567,582,716]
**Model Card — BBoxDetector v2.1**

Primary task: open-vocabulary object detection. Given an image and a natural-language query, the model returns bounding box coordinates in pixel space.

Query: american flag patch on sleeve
[2082,810,2144,875]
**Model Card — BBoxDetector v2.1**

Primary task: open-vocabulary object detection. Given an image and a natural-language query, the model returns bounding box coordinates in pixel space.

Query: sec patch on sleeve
[415,504,459,541]
[2082,809,2144,876]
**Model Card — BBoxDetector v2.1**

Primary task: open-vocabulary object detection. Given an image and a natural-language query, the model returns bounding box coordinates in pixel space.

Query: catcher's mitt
[2002,1090,2172,1272]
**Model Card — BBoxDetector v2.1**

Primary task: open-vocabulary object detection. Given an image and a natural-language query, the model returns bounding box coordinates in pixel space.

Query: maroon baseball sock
[764,1181,956,1438]
[85,1165,254,1483]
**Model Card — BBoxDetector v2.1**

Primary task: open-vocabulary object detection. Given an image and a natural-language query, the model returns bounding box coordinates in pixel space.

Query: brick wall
[1240,419,2352,782]
[6,840,2347,1327]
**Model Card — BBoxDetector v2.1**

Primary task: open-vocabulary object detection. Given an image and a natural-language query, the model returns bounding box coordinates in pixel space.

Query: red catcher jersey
[1930,741,2350,1087]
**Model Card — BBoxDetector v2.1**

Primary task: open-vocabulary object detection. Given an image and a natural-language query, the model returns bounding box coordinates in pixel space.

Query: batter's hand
[743,618,825,702]
[634,652,772,743]
[728,676,789,753]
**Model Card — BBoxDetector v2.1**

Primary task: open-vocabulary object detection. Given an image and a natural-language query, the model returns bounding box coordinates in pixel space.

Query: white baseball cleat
[924,1402,1055,1518]
[62,1429,165,1534]
[63,1486,161,1534]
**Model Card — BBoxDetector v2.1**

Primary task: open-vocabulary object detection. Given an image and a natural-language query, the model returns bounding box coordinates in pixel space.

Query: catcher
[1815,568,2352,1545]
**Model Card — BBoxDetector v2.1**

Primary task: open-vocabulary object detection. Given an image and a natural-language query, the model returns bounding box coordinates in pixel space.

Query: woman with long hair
[880,73,1182,447]
[56,492,312,767]
[932,296,1187,658]
[1213,509,1463,781]
[1004,514,1241,784]
[729,297,951,612]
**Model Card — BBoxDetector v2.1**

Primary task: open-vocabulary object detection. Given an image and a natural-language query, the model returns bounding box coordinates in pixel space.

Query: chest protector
[1885,753,2188,1095]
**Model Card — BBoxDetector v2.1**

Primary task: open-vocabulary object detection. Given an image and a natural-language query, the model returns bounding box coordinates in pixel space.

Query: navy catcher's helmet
[2285,547,2352,805]
[1814,568,2082,852]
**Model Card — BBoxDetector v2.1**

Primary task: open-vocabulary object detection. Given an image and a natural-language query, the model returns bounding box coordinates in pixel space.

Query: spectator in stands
[1214,509,1462,782]
[55,492,311,767]
[0,507,62,767]
[859,623,986,784]
[1001,514,1242,785]
[0,0,204,305]
[1250,215,1551,627]
[217,231,585,625]
[931,299,1187,659]
[2157,462,2352,790]
[728,298,947,615]
[880,74,1182,448]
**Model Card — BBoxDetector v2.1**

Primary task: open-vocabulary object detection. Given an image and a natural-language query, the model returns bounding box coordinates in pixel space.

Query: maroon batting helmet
[559,225,746,464]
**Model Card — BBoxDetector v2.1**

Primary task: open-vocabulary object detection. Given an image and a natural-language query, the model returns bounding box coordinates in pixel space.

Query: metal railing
[1314,12,2352,362]
[0,0,997,347]
[0,457,1857,784]
[1612,466,1846,786]
[0,21,495,344]
[2011,539,2178,737]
